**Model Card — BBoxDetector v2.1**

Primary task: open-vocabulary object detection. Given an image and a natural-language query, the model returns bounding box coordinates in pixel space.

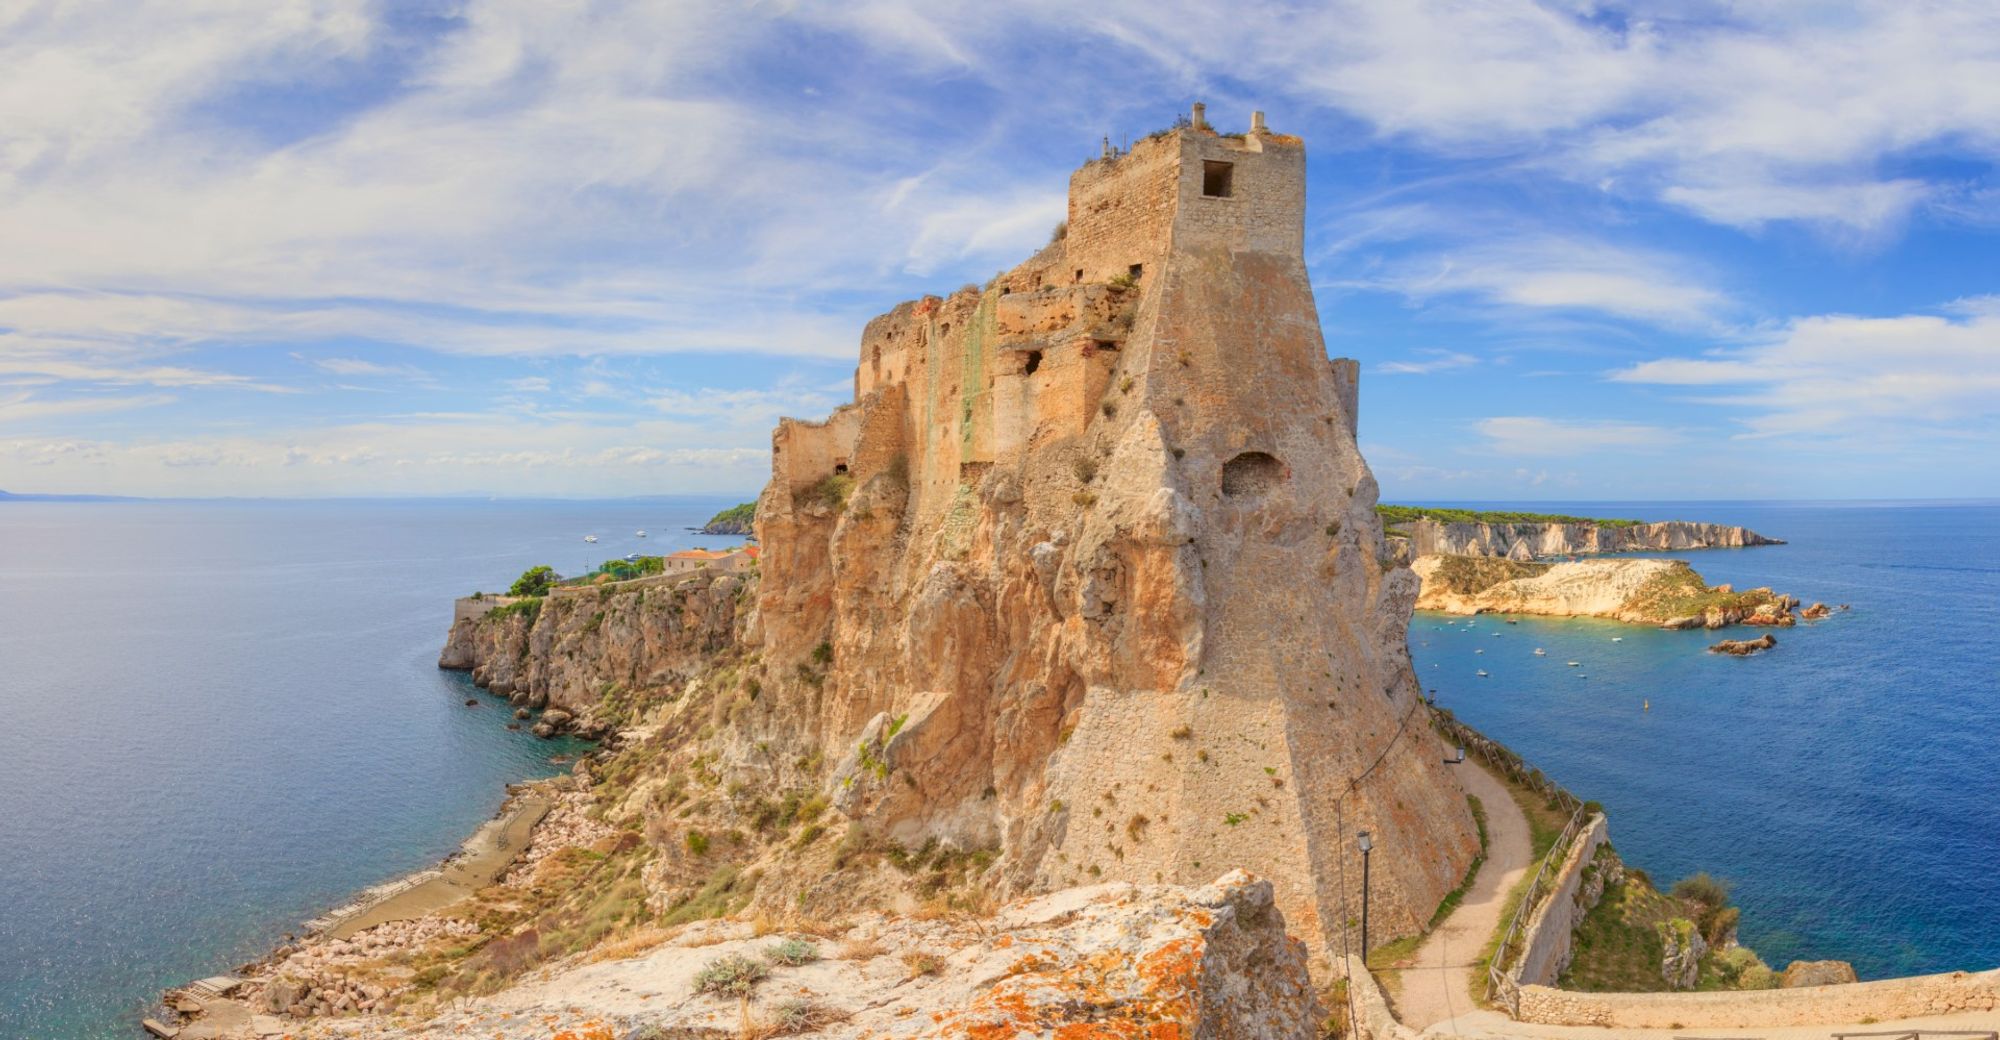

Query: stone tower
[755,106,1478,970]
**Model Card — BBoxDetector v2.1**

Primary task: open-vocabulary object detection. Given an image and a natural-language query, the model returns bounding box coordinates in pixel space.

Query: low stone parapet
[1517,966,2000,1028]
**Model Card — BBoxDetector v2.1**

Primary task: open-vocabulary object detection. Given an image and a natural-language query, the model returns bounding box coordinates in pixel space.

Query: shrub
[1671,872,1731,910]
[901,951,944,977]
[763,938,819,966]
[508,565,556,597]
[810,641,834,666]
[1048,220,1068,244]
[684,830,710,856]
[691,953,768,997]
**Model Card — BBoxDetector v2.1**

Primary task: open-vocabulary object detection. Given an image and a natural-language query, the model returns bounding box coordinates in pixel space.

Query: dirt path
[1390,758,1533,1031]
[326,795,549,939]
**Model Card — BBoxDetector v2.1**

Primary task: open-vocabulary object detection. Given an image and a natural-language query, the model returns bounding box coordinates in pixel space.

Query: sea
[0,499,1993,1037]
[1408,500,2000,980]
[0,497,749,1039]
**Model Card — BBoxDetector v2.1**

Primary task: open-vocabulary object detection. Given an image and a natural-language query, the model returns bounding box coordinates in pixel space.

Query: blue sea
[1409,501,2000,980]
[0,497,749,1040]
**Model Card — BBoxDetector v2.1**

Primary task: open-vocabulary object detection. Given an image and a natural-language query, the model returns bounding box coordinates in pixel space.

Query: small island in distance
[698,500,756,535]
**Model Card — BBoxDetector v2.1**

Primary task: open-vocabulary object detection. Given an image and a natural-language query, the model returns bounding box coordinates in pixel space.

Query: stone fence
[1517,966,2000,1028]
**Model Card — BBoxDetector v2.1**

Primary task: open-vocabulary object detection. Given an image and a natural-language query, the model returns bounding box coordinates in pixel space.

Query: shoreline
[151,768,595,1038]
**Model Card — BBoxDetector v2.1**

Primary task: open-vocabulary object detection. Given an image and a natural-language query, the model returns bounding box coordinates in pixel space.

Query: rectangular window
[1128,263,1143,280]
[1202,160,1234,198]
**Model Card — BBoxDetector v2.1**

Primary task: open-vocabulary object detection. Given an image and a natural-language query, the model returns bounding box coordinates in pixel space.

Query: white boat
[1612,636,1623,642]
[583,534,598,543]
[635,530,647,538]
[1534,648,1546,656]
[1476,670,1489,677]
[1566,660,1580,667]
[1475,648,1485,655]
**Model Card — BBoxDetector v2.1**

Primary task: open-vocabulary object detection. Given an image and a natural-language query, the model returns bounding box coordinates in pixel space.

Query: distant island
[0,488,139,503]
[699,500,755,535]
[1378,504,1780,559]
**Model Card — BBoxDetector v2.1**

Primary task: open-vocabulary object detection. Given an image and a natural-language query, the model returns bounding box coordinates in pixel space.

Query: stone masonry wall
[1511,813,1609,988]
[1517,966,2000,1028]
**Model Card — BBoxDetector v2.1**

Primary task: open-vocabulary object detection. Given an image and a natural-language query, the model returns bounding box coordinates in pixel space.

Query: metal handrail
[1485,800,1585,1009]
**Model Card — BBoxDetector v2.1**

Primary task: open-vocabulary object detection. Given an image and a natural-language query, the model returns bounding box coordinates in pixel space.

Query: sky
[2,1,1996,501]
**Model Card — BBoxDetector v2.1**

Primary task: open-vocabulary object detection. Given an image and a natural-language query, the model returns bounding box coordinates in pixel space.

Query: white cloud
[1473,416,1679,456]
[1376,350,1477,375]
[0,392,176,425]
[1349,234,1726,326]
[1612,302,2000,438]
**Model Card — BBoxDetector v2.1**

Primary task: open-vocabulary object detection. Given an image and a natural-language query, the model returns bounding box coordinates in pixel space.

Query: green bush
[691,953,767,997]
[508,565,556,597]
[763,938,819,966]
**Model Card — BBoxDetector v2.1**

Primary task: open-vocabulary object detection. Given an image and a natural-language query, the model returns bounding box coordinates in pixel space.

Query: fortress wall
[1510,814,1610,989]
[771,406,864,496]
[1067,134,1179,286]
[453,595,522,625]
[1517,967,2000,1028]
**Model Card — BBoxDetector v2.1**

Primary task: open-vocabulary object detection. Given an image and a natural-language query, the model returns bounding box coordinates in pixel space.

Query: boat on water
[1534,648,1546,656]
[636,530,647,538]
[624,553,641,563]
[1612,636,1623,642]
[1476,669,1489,677]
[1567,660,1581,667]
[1475,648,1484,655]
[583,534,598,543]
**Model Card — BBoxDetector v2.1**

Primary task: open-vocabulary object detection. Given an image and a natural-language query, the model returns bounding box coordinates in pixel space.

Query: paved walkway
[1391,757,1533,1031]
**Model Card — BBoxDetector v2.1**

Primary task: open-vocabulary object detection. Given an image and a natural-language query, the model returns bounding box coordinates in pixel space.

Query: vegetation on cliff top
[702,502,757,535]
[1562,863,1773,992]
[508,565,557,597]
[1418,554,1551,596]
[1623,565,1785,621]
[1377,504,1645,528]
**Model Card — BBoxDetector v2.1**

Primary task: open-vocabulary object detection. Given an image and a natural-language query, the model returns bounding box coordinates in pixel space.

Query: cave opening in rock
[1221,451,1284,497]
[1023,350,1042,375]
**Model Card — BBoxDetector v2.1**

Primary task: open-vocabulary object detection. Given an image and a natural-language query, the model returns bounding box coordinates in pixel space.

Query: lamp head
[1357,830,1373,853]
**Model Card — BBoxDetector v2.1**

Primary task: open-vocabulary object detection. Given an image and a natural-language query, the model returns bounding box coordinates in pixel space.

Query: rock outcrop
[1710,633,1777,656]
[1658,917,1708,990]
[1412,554,1802,630]
[1395,518,1780,559]
[1781,959,1860,988]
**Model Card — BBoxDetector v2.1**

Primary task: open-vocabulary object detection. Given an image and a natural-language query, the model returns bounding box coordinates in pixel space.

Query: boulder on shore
[1781,959,1859,988]
[1710,633,1777,656]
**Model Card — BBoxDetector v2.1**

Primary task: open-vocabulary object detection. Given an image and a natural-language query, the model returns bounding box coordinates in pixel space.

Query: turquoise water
[0,498,748,1039]
[1411,501,2000,980]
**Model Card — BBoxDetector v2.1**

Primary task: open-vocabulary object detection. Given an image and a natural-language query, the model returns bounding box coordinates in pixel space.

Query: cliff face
[1397,519,1779,559]
[440,573,749,718]
[752,119,1475,962]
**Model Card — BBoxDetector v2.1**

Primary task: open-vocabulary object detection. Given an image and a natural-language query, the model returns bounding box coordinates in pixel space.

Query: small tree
[508,565,556,597]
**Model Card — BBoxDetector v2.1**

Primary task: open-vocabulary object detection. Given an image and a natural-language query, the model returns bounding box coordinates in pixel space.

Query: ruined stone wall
[1067,134,1179,286]
[1517,967,2000,1028]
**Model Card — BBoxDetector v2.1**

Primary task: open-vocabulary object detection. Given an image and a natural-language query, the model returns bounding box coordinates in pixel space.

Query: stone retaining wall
[1518,966,2000,1028]
[1511,813,1609,988]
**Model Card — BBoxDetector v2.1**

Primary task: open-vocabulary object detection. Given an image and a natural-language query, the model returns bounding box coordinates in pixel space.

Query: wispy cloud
[1473,416,1679,456]
[1611,300,2000,438]
[1376,350,1478,375]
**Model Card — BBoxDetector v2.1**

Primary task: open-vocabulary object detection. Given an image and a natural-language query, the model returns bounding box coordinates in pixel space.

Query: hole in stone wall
[834,462,849,475]
[1128,263,1143,280]
[1023,350,1042,375]
[1075,268,1084,283]
[1202,160,1235,198]
[1221,451,1284,497]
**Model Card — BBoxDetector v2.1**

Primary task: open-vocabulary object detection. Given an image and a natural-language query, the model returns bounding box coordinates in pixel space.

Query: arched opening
[1221,451,1284,498]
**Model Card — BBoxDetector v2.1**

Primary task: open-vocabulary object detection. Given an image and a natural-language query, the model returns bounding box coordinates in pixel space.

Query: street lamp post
[1357,830,1374,956]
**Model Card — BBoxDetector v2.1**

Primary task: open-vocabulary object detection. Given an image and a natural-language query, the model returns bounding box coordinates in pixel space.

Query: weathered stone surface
[1413,555,1801,631]
[1781,959,1860,988]
[359,871,1320,1040]
[1659,917,1707,990]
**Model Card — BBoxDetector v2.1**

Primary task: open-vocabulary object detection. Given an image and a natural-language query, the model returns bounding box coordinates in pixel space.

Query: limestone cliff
[1412,555,1802,629]
[440,572,749,722]
[1395,519,1780,559]
[752,113,1476,963]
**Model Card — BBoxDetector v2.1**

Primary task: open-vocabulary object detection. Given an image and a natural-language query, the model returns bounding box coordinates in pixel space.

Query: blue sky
[2,1,1996,501]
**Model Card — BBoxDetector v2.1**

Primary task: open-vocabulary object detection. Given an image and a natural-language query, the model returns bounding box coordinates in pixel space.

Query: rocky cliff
[1411,555,1803,629]
[1396,519,1779,560]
